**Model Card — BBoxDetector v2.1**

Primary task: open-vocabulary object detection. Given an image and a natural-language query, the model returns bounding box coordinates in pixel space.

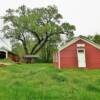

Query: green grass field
[0,63,100,100]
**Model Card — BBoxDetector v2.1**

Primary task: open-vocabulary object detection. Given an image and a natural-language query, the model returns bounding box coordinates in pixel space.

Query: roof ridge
[79,36,100,48]
[59,36,100,51]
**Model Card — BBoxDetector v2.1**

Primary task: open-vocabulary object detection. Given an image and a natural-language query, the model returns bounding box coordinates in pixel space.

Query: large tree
[2,5,75,55]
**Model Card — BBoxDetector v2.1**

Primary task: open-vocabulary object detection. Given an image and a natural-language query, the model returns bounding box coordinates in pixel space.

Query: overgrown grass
[0,63,100,100]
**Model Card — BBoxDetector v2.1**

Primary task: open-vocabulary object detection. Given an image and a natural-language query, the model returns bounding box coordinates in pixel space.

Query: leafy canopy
[2,5,75,55]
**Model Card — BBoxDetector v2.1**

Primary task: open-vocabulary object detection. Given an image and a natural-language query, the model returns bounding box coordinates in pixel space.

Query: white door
[77,49,86,68]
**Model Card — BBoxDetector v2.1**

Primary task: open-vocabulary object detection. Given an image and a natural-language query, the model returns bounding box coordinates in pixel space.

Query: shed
[0,48,19,62]
[53,36,100,69]
[23,55,39,63]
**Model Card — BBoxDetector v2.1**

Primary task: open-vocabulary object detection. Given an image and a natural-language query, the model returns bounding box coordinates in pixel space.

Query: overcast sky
[0,0,100,49]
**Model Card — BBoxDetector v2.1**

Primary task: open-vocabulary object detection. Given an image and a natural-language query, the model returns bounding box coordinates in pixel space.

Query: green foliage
[2,5,75,55]
[39,35,60,63]
[93,34,100,45]
[85,34,100,45]
[39,44,55,63]
[12,38,35,57]
[12,42,25,57]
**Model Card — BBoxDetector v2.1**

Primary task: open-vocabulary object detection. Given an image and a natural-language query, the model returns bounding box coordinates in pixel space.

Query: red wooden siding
[60,41,78,68]
[58,39,100,69]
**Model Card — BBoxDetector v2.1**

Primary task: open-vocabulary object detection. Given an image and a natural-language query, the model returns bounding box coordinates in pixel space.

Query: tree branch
[27,29,41,43]
[32,35,49,55]
[30,41,41,54]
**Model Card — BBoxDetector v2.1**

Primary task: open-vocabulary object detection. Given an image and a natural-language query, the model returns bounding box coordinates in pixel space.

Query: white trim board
[77,48,86,68]
[58,50,61,69]
[59,37,100,51]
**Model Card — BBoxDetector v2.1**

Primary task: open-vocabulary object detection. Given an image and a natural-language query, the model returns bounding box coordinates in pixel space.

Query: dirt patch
[0,62,12,67]
[0,64,6,67]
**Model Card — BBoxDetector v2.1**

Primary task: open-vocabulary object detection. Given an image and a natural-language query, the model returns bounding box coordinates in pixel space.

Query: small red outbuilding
[53,36,100,69]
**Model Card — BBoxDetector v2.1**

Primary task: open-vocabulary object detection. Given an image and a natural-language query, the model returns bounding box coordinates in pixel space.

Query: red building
[53,36,100,69]
[0,48,19,62]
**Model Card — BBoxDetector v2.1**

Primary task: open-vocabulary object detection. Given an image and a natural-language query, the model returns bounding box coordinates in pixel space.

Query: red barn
[53,36,100,69]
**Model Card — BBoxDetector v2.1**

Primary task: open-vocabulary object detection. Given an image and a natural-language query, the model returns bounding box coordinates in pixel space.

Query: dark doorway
[0,51,6,59]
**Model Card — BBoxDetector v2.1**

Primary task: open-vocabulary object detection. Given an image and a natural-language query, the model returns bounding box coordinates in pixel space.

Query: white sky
[0,0,100,49]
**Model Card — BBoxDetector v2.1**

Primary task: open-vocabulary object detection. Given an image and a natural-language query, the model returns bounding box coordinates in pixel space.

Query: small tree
[85,34,100,45]
[93,34,100,45]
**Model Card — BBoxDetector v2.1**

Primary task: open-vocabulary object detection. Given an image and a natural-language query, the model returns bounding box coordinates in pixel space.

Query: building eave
[59,36,100,51]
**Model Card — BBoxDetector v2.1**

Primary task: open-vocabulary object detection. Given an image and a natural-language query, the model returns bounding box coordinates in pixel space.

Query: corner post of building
[6,51,8,59]
[58,50,61,69]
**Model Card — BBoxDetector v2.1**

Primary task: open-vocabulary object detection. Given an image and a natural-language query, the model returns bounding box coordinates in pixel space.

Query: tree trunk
[32,37,48,55]
[22,41,29,54]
